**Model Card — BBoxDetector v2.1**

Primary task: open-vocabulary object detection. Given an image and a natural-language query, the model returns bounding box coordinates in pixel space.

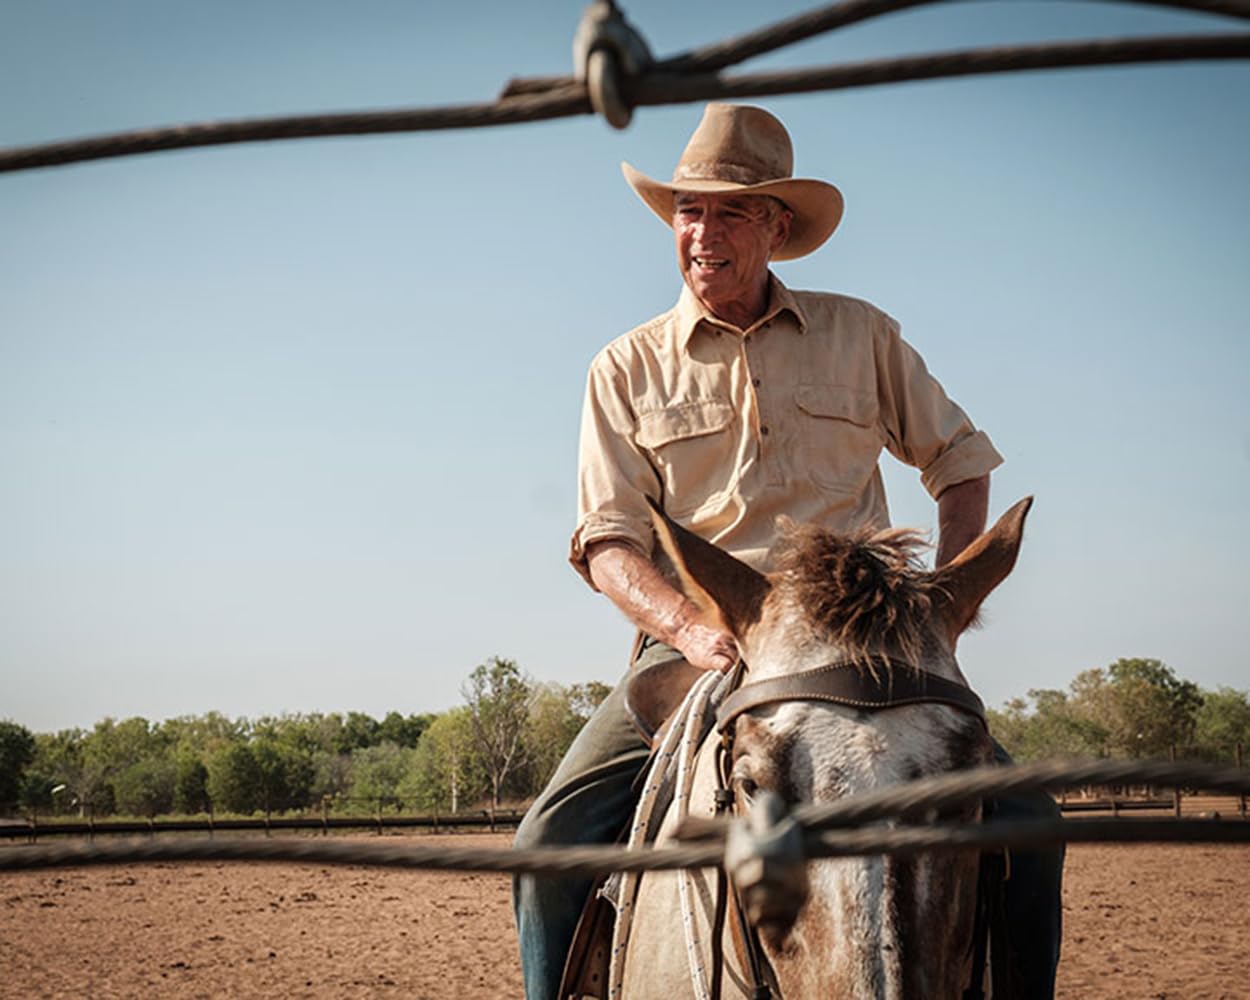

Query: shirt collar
[674,273,808,351]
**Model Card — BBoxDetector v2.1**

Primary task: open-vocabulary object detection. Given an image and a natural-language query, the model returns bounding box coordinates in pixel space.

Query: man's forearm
[585,539,738,672]
[936,474,990,567]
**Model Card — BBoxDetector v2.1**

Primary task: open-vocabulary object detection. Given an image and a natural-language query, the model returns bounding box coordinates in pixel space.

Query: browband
[715,657,986,733]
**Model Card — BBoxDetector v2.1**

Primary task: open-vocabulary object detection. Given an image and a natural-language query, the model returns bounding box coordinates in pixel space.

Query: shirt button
[760,425,770,436]
[752,377,761,387]
[743,334,751,343]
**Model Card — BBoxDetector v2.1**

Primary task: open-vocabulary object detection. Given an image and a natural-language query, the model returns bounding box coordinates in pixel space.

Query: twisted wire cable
[3,759,1246,876]
[2,0,1248,174]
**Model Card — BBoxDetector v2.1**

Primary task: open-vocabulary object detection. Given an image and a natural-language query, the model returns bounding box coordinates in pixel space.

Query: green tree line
[4,656,1246,818]
[987,657,1250,761]
[0,657,610,818]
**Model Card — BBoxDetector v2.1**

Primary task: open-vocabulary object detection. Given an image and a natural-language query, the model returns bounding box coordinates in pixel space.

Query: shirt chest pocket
[794,385,886,494]
[635,399,739,516]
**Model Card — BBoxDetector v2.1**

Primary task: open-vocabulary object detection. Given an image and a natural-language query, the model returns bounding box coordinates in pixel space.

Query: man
[514,103,1061,999]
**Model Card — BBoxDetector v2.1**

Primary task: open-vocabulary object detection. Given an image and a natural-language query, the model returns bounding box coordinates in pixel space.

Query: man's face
[673,193,791,326]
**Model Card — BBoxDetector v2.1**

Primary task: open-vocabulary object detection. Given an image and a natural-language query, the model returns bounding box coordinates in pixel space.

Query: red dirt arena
[3,832,1248,999]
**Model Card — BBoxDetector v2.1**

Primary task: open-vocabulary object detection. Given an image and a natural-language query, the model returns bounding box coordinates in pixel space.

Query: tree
[114,756,177,817]
[524,682,608,792]
[173,750,211,813]
[378,711,434,749]
[79,717,169,814]
[987,688,1108,762]
[1105,658,1202,756]
[1194,687,1250,759]
[463,657,533,808]
[0,721,36,812]
[338,712,381,752]
[350,743,417,804]
[29,729,87,814]
[401,708,482,813]
[206,742,261,814]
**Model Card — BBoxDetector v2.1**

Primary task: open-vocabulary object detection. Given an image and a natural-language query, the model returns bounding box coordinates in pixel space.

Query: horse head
[650,498,1032,998]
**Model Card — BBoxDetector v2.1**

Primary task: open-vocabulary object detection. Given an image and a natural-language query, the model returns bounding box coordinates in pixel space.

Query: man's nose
[694,213,723,241]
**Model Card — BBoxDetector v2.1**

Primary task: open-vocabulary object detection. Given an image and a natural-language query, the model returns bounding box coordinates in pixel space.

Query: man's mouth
[693,256,729,270]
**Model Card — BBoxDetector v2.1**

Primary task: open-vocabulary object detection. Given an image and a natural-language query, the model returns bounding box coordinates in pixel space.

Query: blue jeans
[512,641,1063,1000]
[512,665,652,1000]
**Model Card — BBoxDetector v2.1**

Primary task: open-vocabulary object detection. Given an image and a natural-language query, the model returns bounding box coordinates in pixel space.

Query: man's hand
[672,620,740,673]
[586,540,739,672]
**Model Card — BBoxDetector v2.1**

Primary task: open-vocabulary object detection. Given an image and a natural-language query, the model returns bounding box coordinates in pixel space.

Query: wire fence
[1,0,1248,173]
[0,805,524,844]
[2,758,1246,878]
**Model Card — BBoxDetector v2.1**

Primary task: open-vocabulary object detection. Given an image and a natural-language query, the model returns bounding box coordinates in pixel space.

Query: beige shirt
[569,276,1002,584]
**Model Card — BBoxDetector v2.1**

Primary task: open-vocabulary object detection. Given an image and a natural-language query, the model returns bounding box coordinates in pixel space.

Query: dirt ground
[3,832,1248,999]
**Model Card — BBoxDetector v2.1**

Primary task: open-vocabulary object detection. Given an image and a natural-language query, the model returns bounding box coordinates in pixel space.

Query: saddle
[558,643,709,1000]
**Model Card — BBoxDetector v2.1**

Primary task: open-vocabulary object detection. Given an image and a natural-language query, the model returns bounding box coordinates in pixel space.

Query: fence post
[208,803,215,839]
[376,797,383,836]
[1170,745,1182,817]
[321,796,329,837]
[1238,742,1246,820]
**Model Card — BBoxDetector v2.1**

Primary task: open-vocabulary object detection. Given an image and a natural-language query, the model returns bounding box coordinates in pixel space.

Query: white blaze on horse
[613,498,1033,1000]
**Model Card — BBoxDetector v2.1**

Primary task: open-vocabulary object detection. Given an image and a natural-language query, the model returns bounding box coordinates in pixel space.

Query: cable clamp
[573,1,653,129]
[724,790,809,934]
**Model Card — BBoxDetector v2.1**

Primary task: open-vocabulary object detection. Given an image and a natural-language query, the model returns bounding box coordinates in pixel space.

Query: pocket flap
[636,399,735,449]
[794,385,878,427]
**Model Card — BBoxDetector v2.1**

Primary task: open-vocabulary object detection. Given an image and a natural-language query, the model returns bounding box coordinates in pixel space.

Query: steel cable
[2,3,1248,173]
[0,816,1246,877]
[2,759,1246,877]
[793,758,1250,831]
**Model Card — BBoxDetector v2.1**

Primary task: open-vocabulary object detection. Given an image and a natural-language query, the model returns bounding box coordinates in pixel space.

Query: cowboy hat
[622,103,844,261]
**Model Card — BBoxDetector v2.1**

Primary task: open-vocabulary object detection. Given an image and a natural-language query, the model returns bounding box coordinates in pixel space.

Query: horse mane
[772,521,943,666]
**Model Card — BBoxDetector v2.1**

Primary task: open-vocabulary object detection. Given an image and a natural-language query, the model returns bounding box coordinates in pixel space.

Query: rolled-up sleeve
[568,356,661,588]
[875,316,1003,499]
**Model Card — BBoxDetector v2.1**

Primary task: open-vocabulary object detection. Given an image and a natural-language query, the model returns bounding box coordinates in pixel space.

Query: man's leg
[989,741,1064,999]
[513,643,671,1000]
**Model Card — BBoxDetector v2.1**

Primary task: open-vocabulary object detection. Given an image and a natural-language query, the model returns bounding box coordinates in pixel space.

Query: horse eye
[737,775,758,799]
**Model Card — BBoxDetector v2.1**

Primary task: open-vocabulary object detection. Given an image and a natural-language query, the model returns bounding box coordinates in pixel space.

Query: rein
[708,655,988,1000]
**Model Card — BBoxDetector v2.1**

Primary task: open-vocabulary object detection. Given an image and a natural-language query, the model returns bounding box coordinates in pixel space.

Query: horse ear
[933,496,1033,640]
[648,498,771,638]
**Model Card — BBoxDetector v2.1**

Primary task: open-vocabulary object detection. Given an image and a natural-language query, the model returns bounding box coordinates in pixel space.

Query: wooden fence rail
[0,809,524,843]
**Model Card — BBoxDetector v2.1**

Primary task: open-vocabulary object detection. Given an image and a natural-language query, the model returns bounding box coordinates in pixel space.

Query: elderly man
[514,103,1061,999]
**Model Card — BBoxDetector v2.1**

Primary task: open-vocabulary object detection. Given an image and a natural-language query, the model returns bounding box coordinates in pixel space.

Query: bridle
[706,655,988,1000]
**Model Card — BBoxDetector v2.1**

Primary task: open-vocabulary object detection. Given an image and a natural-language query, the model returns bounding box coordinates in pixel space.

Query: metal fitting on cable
[725,790,809,934]
[573,0,653,129]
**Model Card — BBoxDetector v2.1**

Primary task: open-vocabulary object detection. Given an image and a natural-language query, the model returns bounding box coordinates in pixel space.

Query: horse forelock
[770,522,941,667]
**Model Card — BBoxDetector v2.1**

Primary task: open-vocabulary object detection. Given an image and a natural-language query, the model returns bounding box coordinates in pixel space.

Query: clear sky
[3,1,1248,734]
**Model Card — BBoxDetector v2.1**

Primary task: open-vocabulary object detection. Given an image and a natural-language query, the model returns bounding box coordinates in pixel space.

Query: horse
[611,497,1033,999]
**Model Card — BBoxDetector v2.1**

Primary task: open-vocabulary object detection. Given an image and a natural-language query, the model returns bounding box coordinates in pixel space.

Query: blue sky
[3,1,1247,733]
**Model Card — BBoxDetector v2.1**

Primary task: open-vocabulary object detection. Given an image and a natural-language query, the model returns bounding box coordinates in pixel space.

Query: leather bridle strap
[716,657,987,734]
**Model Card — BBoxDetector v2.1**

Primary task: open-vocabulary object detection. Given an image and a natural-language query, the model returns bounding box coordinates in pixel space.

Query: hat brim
[622,162,844,261]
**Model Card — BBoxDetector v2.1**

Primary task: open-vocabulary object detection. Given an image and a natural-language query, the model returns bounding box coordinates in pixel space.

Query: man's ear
[648,498,770,638]
[933,497,1033,642]
[769,207,793,256]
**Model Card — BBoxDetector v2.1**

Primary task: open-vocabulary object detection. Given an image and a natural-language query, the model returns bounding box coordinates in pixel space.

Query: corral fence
[0,802,524,844]
[1057,741,1247,818]
[2,758,1248,879]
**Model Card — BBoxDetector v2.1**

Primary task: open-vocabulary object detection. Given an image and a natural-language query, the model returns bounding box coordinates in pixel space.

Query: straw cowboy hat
[622,103,844,261]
